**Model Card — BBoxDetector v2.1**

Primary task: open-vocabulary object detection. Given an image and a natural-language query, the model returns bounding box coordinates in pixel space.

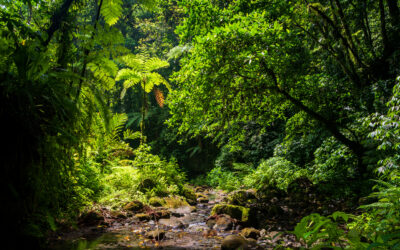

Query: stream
[48,189,249,249]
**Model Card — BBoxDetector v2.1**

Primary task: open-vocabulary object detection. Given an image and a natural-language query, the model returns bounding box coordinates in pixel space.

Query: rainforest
[2,0,400,249]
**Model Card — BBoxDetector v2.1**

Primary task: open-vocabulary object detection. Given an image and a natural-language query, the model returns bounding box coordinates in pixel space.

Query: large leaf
[101,0,123,26]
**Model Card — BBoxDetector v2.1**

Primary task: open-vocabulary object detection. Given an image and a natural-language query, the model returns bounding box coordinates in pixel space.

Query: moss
[123,200,144,212]
[227,190,256,206]
[149,197,165,207]
[211,204,250,222]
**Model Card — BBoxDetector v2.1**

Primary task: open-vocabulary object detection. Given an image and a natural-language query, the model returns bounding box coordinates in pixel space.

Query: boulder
[78,210,104,226]
[145,229,166,240]
[213,214,235,231]
[221,235,248,250]
[211,204,250,222]
[135,213,151,221]
[227,190,257,206]
[149,197,165,207]
[240,228,260,239]
[124,200,144,212]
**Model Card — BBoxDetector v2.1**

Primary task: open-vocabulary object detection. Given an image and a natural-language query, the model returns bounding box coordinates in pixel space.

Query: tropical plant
[116,53,170,144]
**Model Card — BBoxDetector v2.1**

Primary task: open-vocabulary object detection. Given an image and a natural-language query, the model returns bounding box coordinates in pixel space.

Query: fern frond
[109,113,128,141]
[123,129,141,140]
[116,68,141,81]
[101,0,123,26]
[144,57,169,72]
[145,72,168,92]
[120,54,145,70]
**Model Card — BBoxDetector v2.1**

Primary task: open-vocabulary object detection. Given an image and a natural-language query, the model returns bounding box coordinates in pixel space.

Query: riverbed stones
[145,229,166,240]
[124,200,144,212]
[240,227,260,239]
[221,235,248,250]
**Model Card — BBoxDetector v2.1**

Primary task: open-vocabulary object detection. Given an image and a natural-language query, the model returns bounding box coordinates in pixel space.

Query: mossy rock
[227,190,257,206]
[221,235,247,250]
[78,210,104,226]
[124,200,144,212]
[197,197,209,203]
[180,186,197,204]
[240,227,260,239]
[149,197,165,207]
[211,204,250,222]
[135,213,151,221]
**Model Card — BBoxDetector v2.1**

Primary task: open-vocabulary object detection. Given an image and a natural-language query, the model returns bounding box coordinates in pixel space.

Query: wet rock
[78,210,104,226]
[213,214,235,231]
[211,204,250,222]
[124,200,144,212]
[149,197,165,207]
[171,212,184,217]
[240,227,260,239]
[196,193,208,199]
[206,218,216,229]
[227,189,257,206]
[155,209,171,219]
[145,229,166,240]
[135,213,151,221]
[221,235,248,250]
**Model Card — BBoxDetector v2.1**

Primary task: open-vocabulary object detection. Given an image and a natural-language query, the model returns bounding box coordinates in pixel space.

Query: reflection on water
[51,231,145,250]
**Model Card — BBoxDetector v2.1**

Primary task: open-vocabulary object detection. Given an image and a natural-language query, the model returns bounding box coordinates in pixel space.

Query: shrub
[244,157,308,191]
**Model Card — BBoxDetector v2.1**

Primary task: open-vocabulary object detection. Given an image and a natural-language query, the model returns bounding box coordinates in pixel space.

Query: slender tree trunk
[140,79,146,145]
[379,0,390,55]
[44,0,75,47]
[386,0,400,26]
[75,0,104,101]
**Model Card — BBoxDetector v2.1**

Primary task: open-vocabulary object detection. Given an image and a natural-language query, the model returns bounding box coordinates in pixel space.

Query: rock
[149,197,165,207]
[240,227,260,239]
[181,186,197,205]
[145,229,166,240]
[221,235,248,250]
[227,189,257,206]
[194,186,208,193]
[110,211,127,219]
[124,200,144,212]
[206,218,216,229]
[135,213,151,221]
[197,197,209,203]
[211,204,250,222]
[265,204,284,217]
[195,193,208,199]
[213,214,235,231]
[78,210,104,226]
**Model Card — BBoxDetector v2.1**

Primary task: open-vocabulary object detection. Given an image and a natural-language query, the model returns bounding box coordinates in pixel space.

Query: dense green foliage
[2,0,400,248]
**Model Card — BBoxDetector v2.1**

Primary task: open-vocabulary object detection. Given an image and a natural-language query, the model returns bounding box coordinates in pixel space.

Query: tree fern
[101,0,123,26]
